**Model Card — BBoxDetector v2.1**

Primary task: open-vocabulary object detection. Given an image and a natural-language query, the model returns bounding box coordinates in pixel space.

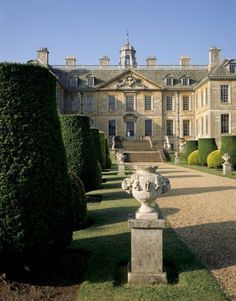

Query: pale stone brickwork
[33,45,236,150]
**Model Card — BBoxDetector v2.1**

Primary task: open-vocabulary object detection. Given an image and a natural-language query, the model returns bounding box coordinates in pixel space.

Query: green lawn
[72,167,228,301]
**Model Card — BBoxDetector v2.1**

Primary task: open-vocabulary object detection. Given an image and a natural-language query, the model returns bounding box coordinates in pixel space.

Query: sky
[1,0,236,66]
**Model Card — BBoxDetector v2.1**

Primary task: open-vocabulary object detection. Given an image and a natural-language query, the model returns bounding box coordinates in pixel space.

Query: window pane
[221,85,229,102]
[230,64,236,73]
[86,95,94,112]
[88,77,94,86]
[166,120,173,136]
[145,96,152,110]
[221,114,229,133]
[108,95,116,111]
[183,96,189,110]
[183,120,190,136]
[166,96,173,111]
[145,119,152,136]
[126,96,134,112]
[166,77,173,86]
[182,78,189,86]
[71,96,78,112]
[108,120,116,136]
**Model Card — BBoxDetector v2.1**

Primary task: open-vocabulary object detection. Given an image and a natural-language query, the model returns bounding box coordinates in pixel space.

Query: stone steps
[122,140,152,151]
[124,151,162,163]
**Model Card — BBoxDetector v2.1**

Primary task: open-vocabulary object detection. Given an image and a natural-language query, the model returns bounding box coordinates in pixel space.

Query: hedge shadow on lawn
[167,174,204,179]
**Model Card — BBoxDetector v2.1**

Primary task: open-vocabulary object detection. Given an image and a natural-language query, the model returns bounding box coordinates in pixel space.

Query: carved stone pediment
[123,113,137,122]
[116,74,146,89]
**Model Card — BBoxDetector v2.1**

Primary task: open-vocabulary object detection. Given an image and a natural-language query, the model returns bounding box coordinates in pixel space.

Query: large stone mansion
[31,40,236,150]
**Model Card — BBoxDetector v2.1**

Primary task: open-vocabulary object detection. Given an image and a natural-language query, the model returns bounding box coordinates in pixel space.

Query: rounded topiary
[68,170,87,230]
[184,140,198,161]
[99,131,106,170]
[207,150,223,168]
[221,135,236,168]
[105,138,112,169]
[60,115,99,192]
[198,138,217,166]
[0,63,73,259]
[188,150,199,165]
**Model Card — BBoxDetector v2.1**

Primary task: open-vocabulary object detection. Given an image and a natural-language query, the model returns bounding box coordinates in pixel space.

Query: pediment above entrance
[98,70,161,90]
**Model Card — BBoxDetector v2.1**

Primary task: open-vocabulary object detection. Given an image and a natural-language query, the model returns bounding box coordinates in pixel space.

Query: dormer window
[88,76,95,87]
[229,63,236,73]
[182,77,190,86]
[70,77,78,88]
[165,77,174,86]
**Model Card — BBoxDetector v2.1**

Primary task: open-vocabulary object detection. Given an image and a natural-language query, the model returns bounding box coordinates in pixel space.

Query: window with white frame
[201,91,204,106]
[166,77,173,86]
[182,77,189,86]
[166,96,173,111]
[183,96,190,111]
[183,120,190,136]
[205,87,208,105]
[201,117,204,135]
[126,95,135,112]
[195,93,198,109]
[144,96,152,111]
[108,120,116,136]
[205,115,208,135]
[87,77,95,87]
[166,120,174,136]
[229,63,236,73]
[71,96,78,112]
[86,95,94,112]
[145,119,152,136]
[108,95,116,111]
[221,114,229,133]
[221,85,229,103]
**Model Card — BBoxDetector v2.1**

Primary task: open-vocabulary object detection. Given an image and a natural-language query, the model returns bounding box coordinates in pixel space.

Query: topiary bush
[99,131,106,170]
[105,138,112,169]
[207,150,223,168]
[91,128,103,168]
[0,63,73,260]
[96,160,103,189]
[221,135,236,168]
[188,150,199,165]
[184,140,198,161]
[68,170,87,230]
[60,115,99,192]
[198,138,217,165]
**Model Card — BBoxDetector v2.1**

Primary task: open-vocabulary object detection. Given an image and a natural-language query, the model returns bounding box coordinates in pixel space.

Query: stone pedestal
[223,162,232,175]
[128,218,167,285]
[175,157,180,164]
[117,164,125,176]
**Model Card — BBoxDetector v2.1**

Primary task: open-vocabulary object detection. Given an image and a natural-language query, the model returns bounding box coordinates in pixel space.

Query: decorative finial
[126,30,129,44]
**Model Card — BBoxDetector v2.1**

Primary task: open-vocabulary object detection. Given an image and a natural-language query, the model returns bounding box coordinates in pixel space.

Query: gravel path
[156,163,236,300]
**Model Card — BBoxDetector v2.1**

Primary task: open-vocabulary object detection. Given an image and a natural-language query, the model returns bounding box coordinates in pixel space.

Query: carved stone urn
[122,165,170,219]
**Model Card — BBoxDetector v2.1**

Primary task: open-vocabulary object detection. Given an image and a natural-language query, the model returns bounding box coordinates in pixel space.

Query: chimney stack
[146,56,157,68]
[37,47,49,66]
[65,56,76,68]
[180,56,190,66]
[208,47,221,70]
[99,56,110,67]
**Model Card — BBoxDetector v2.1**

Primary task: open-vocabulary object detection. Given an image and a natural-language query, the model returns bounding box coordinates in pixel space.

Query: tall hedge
[99,131,106,170]
[221,135,236,168]
[105,138,112,169]
[198,138,217,165]
[60,115,99,192]
[91,128,103,166]
[184,140,198,160]
[0,63,73,259]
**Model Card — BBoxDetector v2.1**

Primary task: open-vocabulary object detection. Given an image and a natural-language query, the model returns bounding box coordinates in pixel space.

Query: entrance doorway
[126,120,135,137]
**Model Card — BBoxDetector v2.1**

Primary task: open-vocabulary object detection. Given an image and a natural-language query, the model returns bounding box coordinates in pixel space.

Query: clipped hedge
[69,170,87,230]
[198,138,217,166]
[221,135,236,168]
[184,140,198,160]
[207,150,223,168]
[96,160,103,189]
[105,138,112,169]
[188,150,199,165]
[91,128,103,168]
[99,131,106,170]
[0,63,73,259]
[60,115,99,192]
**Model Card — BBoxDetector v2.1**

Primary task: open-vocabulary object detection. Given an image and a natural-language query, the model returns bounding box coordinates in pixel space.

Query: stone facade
[32,44,236,150]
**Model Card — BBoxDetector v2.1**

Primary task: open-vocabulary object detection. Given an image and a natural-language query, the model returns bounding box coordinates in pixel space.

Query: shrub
[184,140,198,161]
[0,63,73,259]
[96,161,103,188]
[105,138,112,169]
[188,150,199,165]
[99,131,106,170]
[91,128,103,168]
[198,138,217,166]
[68,170,87,229]
[60,115,99,192]
[207,150,223,168]
[221,135,236,168]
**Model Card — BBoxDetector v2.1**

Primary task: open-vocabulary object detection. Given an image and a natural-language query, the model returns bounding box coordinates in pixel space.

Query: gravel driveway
[156,163,236,300]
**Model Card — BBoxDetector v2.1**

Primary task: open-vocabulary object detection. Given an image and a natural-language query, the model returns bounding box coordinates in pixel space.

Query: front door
[126,120,135,137]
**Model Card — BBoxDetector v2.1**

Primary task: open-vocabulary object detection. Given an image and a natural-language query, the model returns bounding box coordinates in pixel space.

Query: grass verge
[72,167,228,301]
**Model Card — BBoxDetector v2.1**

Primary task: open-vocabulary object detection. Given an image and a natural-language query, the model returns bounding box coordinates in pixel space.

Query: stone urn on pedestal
[122,165,171,285]
[222,153,232,175]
